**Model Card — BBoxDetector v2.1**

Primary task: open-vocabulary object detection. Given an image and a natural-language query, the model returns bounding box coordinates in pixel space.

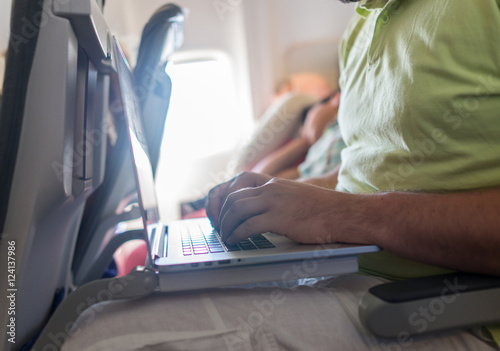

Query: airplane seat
[134,3,184,175]
[71,3,185,286]
[0,0,111,349]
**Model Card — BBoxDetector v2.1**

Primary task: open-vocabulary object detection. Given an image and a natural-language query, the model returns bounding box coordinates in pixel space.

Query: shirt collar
[357,0,399,17]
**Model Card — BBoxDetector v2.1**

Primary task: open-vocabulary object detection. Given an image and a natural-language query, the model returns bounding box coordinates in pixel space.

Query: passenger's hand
[217,177,354,245]
[206,172,272,231]
[301,92,340,144]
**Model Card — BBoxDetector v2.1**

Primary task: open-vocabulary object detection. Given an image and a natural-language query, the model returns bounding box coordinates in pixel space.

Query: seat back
[134,3,184,174]
[72,3,184,285]
[0,0,110,348]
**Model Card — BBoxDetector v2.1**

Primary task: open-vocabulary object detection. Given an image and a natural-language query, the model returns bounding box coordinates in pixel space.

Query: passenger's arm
[209,173,500,276]
[251,138,310,177]
[299,163,341,189]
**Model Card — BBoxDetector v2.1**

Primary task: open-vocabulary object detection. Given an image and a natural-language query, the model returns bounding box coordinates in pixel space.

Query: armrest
[359,273,500,338]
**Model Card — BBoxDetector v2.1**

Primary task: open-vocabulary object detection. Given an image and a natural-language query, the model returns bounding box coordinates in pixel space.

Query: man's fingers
[219,189,267,242]
[206,182,229,230]
[206,172,272,230]
[224,214,273,245]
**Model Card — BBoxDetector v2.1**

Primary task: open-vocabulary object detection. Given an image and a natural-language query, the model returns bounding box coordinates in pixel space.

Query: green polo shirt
[337,0,500,344]
[338,0,500,195]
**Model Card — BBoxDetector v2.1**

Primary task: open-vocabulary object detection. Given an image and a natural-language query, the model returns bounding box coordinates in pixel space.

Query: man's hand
[206,170,350,244]
[206,172,273,231]
[213,177,367,246]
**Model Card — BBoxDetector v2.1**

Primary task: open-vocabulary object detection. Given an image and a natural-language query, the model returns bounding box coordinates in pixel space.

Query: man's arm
[208,172,500,276]
[369,188,500,277]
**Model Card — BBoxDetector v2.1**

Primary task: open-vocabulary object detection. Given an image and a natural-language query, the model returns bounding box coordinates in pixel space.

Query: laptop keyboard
[224,235,276,252]
[181,221,275,256]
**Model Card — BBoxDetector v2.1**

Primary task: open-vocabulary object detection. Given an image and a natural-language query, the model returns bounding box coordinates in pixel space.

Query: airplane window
[163,55,241,161]
[157,52,246,220]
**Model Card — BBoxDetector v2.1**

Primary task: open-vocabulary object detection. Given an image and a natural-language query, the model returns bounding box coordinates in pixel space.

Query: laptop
[111,37,380,292]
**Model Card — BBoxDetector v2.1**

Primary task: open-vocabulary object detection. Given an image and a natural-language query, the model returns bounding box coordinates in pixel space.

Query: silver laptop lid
[111,37,162,262]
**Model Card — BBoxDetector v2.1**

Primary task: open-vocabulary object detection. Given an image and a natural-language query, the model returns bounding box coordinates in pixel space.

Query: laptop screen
[111,37,162,257]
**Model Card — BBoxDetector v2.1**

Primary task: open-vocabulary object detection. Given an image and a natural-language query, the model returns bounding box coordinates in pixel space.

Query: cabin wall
[0,0,355,117]
[103,0,356,119]
[243,0,355,116]
[103,0,253,120]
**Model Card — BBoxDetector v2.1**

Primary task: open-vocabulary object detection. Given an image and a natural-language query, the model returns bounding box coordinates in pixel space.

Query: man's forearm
[361,188,500,276]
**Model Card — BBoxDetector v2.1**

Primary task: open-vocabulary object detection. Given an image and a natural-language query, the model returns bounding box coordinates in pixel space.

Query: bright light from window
[162,57,241,162]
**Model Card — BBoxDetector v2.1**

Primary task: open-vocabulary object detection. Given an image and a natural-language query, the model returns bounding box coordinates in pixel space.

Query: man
[64,1,499,349]
[204,0,500,346]
[208,0,500,280]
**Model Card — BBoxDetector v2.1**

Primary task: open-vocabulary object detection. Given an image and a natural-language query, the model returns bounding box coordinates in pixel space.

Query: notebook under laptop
[111,37,379,292]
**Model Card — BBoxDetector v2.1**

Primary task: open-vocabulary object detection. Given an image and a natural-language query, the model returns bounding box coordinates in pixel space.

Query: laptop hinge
[32,267,158,351]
